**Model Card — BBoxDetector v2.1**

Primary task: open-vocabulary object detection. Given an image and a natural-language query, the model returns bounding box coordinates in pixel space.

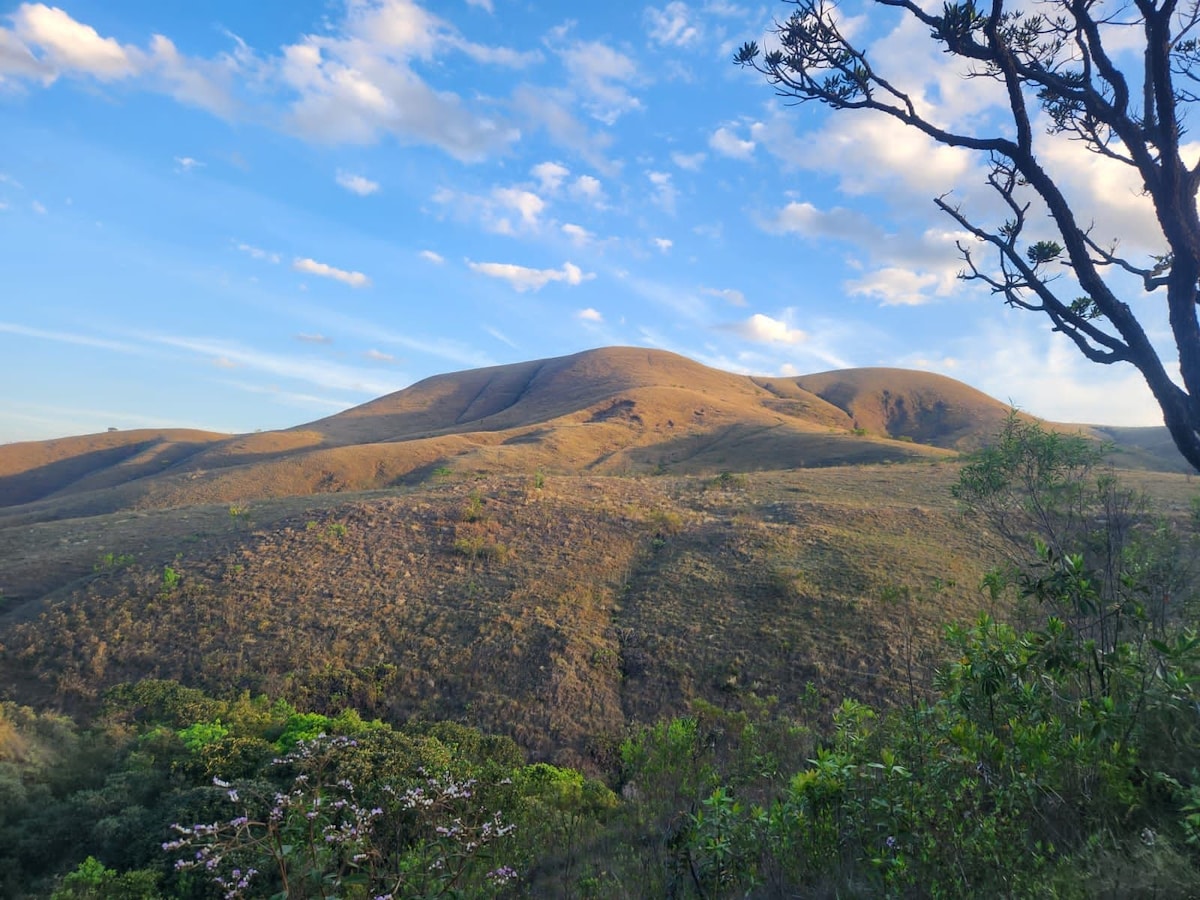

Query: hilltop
[0,347,1184,524]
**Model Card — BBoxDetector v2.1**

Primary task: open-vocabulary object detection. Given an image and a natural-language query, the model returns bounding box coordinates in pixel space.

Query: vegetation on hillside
[1,419,1197,896]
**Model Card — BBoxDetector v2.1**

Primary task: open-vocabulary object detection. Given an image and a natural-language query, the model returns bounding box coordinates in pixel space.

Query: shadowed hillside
[787,367,1019,448]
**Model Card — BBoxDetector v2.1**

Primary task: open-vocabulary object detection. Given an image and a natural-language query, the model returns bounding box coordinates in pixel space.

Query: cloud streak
[468,259,595,292]
[293,257,371,288]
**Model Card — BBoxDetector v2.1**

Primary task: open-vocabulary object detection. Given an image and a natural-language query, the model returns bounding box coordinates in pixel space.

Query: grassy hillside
[0,347,1193,770]
[0,463,1005,768]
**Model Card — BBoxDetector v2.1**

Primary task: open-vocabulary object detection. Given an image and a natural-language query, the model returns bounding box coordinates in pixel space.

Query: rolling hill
[0,347,1192,768]
[3,347,1181,523]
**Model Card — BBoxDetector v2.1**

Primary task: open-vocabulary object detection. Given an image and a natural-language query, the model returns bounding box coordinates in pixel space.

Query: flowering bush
[165,735,519,899]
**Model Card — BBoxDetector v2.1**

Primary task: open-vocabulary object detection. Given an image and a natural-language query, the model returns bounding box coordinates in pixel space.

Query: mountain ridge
[0,347,1187,519]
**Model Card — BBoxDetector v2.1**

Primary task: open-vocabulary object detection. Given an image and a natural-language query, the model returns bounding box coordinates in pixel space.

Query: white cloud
[237,242,282,264]
[577,307,603,322]
[364,348,395,361]
[293,256,371,288]
[762,200,876,241]
[433,184,547,234]
[277,2,520,161]
[12,3,134,79]
[143,33,238,116]
[653,237,673,252]
[562,223,593,246]
[532,160,570,193]
[647,170,677,213]
[420,249,445,264]
[0,26,53,82]
[946,320,1164,427]
[570,174,604,204]
[846,267,940,307]
[30,199,45,214]
[561,39,642,124]
[466,0,494,11]
[709,125,755,160]
[671,151,705,171]
[493,186,545,227]
[752,109,974,200]
[449,36,540,68]
[511,85,616,174]
[212,355,238,369]
[646,3,701,46]
[336,170,380,195]
[727,313,807,344]
[295,333,332,344]
[174,156,203,173]
[468,259,595,292]
[1,6,237,114]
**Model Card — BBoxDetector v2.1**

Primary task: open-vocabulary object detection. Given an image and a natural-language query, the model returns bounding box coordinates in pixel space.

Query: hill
[6,347,1182,524]
[0,347,1194,769]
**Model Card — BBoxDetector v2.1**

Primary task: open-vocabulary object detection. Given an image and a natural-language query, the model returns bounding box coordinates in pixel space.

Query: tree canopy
[737,0,1200,470]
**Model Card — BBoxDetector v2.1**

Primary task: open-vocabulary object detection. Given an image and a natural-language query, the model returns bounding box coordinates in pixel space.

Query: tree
[736,1,1200,471]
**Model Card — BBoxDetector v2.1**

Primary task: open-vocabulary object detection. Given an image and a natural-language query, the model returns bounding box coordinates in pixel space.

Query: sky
[0,0,1179,442]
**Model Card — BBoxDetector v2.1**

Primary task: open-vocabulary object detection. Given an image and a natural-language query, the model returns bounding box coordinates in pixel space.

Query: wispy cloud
[559,38,643,125]
[562,223,593,246]
[215,379,354,411]
[293,305,495,369]
[709,125,755,160]
[295,333,332,344]
[335,170,380,195]
[237,242,282,264]
[577,307,603,322]
[149,333,402,394]
[0,321,141,353]
[645,3,701,46]
[174,155,204,173]
[293,256,371,288]
[483,325,519,348]
[647,171,677,213]
[420,249,445,264]
[704,287,746,306]
[467,259,595,292]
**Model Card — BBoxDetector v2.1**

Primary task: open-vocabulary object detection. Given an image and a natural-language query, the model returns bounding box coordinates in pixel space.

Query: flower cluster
[164,738,521,898]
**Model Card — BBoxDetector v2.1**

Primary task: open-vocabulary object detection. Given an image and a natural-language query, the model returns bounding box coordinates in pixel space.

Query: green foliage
[158,566,179,594]
[93,553,135,573]
[50,857,160,900]
[462,490,486,522]
[273,712,332,750]
[453,535,509,561]
[176,721,228,753]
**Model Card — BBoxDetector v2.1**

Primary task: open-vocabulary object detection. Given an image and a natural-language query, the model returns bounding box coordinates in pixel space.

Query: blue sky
[0,0,1173,441]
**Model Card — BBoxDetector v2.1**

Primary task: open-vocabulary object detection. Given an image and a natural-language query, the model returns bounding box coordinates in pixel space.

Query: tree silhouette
[737,1,1200,470]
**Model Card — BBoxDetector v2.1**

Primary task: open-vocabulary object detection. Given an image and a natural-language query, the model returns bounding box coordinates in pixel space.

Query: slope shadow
[0,442,157,508]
